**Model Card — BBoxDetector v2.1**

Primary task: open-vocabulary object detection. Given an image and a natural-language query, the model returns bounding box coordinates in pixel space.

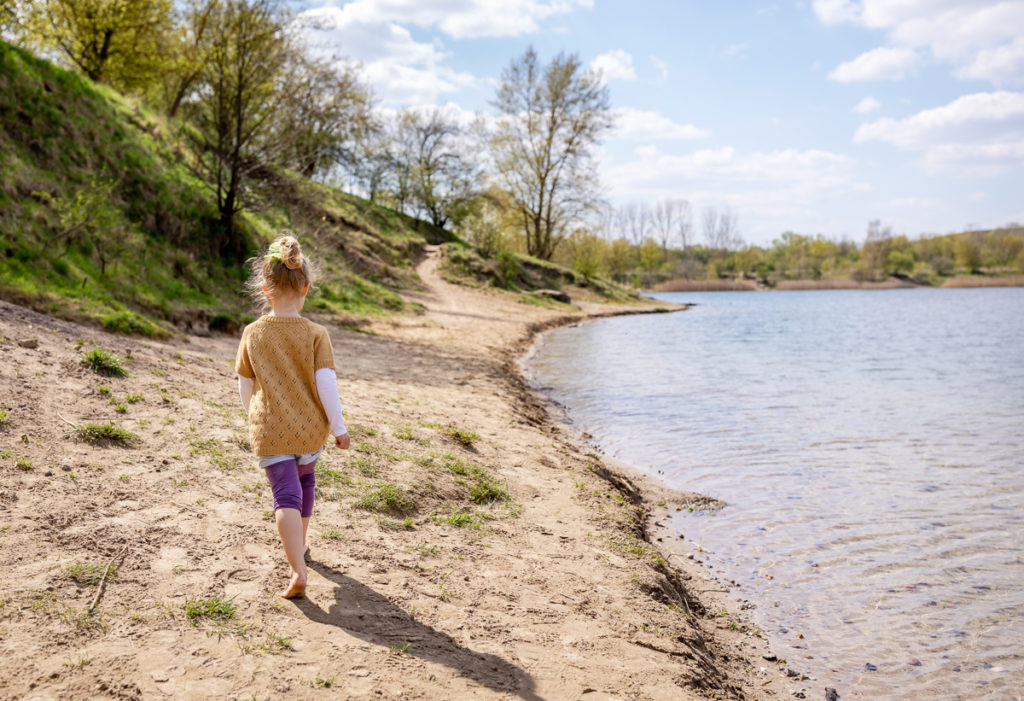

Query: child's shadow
[297,560,541,700]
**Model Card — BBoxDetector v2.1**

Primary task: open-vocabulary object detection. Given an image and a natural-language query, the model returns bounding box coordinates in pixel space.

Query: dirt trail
[0,249,782,700]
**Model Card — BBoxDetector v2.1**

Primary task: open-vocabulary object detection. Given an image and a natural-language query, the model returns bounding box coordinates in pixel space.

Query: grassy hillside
[0,41,456,336]
[0,42,637,335]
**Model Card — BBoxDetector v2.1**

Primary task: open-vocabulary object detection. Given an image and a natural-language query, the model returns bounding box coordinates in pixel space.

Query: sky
[294,0,1024,246]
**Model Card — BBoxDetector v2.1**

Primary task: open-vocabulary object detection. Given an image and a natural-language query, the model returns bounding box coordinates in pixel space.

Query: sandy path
[0,250,784,700]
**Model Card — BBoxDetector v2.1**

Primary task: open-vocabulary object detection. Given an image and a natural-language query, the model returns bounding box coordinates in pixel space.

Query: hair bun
[279,236,303,270]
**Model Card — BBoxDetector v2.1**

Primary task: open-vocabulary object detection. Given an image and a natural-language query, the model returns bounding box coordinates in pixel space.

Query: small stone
[18,338,39,349]
[762,654,777,662]
[864,663,877,672]
[908,658,921,666]
[825,688,840,701]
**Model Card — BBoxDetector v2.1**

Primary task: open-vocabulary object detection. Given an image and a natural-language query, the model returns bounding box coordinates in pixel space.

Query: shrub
[80,349,128,377]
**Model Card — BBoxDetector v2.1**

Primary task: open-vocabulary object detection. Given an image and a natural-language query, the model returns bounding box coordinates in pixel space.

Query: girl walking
[235,235,350,598]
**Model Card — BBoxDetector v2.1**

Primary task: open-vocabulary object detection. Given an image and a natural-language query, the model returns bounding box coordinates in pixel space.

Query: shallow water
[526,288,1024,699]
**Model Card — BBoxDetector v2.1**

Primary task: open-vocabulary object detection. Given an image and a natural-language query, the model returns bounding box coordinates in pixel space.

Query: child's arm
[314,368,349,449]
[238,375,254,413]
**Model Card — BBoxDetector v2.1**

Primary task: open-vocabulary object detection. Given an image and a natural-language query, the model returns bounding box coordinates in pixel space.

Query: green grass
[80,349,128,377]
[188,437,241,471]
[101,310,166,338]
[239,632,292,655]
[424,423,480,447]
[354,482,416,515]
[66,562,116,586]
[183,595,236,622]
[15,457,33,470]
[0,409,8,424]
[440,454,509,504]
[434,510,481,529]
[73,422,138,447]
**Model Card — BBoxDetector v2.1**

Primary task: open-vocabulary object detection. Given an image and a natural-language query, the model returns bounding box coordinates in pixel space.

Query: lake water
[526,288,1024,699]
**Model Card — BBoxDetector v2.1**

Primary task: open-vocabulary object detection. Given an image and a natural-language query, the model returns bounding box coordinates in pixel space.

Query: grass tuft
[73,422,138,447]
[183,595,236,622]
[66,562,116,587]
[80,349,128,377]
[354,482,416,515]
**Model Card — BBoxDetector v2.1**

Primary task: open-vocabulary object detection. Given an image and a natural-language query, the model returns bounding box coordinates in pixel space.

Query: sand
[0,247,788,699]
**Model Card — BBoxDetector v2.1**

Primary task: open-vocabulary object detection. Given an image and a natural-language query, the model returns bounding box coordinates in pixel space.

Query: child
[235,235,350,599]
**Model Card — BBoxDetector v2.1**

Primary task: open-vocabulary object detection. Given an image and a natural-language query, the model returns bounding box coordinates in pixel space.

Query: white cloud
[323,0,594,39]
[969,191,988,201]
[814,0,1024,86]
[828,46,918,82]
[855,91,1024,175]
[297,7,476,105]
[590,49,637,82]
[854,96,882,113]
[612,109,710,140]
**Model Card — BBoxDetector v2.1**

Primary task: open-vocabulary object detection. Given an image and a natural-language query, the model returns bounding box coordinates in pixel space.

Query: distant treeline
[539,217,1024,289]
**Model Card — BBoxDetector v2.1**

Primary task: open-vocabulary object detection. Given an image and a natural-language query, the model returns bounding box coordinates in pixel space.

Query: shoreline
[0,254,786,699]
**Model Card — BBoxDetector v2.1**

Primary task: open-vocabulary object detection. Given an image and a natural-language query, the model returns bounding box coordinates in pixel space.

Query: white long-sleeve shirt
[238,367,347,438]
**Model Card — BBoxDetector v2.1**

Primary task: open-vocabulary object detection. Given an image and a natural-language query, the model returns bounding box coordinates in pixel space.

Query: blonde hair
[246,234,315,313]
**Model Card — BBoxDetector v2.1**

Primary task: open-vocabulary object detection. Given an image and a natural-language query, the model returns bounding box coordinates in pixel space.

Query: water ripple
[527,288,1024,698]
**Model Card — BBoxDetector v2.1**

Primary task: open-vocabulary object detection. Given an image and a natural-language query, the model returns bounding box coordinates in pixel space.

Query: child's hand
[335,433,350,450]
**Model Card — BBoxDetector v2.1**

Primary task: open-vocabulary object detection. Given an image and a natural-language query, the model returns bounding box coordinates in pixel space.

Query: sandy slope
[0,248,785,700]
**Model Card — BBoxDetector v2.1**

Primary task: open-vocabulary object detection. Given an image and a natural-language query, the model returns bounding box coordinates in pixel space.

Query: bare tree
[703,205,738,250]
[861,219,893,280]
[619,201,650,246]
[651,198,692,250]
[271,51,374,180]
[397,107,477,228]
[491,46,614,260]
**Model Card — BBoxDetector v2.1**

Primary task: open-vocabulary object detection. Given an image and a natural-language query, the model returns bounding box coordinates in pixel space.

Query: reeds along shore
[652,274,1024,292]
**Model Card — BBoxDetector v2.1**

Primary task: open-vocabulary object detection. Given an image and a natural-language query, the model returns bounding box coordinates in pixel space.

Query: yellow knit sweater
[235,316,336,455]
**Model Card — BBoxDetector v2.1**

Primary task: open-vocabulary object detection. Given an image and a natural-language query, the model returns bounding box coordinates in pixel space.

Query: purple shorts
[264,458,317,518]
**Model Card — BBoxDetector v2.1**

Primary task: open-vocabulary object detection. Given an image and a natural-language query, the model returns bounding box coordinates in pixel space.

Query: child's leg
[275,508,306,598]
[264,459,307,598]
[297,460,317,552]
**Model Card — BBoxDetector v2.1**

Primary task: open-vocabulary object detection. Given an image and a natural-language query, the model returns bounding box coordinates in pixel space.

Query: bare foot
[280,571,306,599]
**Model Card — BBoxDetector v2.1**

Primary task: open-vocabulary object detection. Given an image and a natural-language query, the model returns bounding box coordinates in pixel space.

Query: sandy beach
[0,247,787,699]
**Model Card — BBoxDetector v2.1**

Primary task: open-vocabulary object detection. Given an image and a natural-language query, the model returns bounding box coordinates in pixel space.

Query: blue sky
[297,1,1024,246]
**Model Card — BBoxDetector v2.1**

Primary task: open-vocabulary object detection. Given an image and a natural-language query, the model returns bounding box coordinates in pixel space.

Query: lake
[525,287,1024,699]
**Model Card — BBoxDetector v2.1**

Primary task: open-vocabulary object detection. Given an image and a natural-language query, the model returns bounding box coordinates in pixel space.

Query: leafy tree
[491,47,613,260]
[186,0,288,259]
[953,233,981,273]
[22,0,173,91]
[157,0,219,117]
